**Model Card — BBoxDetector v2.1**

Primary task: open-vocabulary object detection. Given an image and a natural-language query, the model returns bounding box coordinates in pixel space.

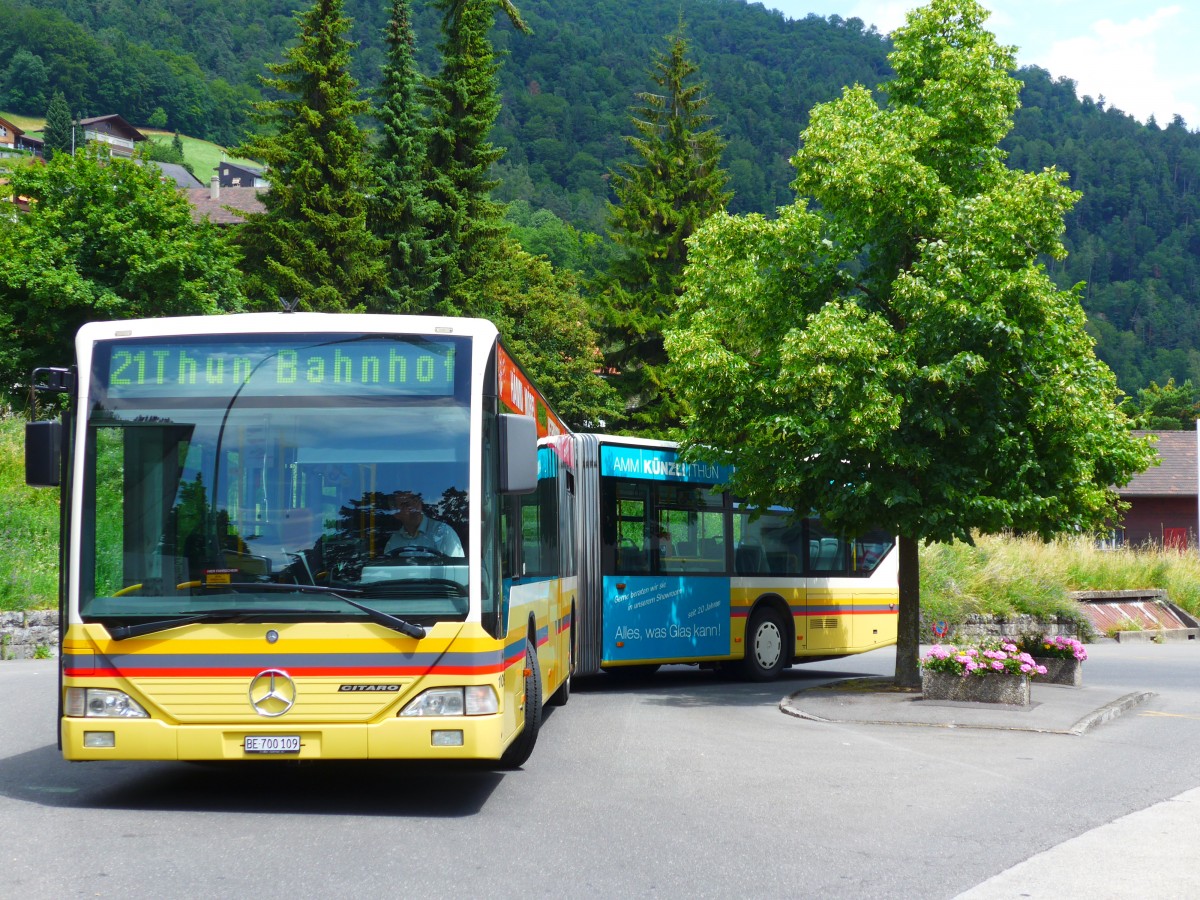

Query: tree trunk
[893,533,921,688]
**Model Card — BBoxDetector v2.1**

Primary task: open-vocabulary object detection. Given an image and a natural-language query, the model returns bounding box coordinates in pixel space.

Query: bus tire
[742,605,787,681]
[548,627,573,707]
[499,639,542,769]
[548,668,570,706]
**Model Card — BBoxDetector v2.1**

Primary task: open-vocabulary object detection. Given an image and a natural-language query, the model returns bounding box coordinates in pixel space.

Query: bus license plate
[244,735,301,754]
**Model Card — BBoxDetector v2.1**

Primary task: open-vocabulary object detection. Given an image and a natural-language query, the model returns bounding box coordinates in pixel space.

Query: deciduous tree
[665,0,1154,686]
[486,239,622,429]
[0,147,244,408]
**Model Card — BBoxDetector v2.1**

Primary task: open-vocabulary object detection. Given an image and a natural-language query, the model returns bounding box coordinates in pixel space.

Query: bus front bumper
[60,714,512,762]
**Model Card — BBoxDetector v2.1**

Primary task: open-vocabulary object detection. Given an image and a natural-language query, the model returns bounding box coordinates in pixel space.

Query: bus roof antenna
[279,296,301,312]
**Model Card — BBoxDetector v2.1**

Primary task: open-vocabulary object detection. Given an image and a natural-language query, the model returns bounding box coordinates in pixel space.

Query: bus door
[805,518,852,651]
[600,477,731,664]
[734,507,807,651]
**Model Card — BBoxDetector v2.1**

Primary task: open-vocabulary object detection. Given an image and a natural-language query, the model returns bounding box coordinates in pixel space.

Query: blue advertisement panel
[600,444,734,485]
[602,575,732,662]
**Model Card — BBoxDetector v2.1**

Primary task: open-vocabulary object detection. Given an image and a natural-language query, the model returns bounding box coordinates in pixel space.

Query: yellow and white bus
[571,434,898,680]
[25,312,575,766]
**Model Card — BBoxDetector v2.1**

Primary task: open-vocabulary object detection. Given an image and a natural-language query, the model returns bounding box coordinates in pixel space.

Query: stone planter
[1034,656,1083,686]
[921,671,1031,706]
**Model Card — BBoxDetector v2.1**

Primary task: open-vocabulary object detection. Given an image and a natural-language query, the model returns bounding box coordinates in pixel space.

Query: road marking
[1138,710,1200,720]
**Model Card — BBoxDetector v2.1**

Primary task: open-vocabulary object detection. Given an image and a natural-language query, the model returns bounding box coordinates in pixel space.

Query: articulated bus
[571,435,898,680]
[25,312,576,766]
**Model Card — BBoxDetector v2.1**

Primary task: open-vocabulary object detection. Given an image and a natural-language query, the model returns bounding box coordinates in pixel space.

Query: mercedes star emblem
[248,669,296,717]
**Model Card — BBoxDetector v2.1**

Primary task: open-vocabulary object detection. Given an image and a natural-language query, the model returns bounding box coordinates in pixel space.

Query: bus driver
[385,490,464,558]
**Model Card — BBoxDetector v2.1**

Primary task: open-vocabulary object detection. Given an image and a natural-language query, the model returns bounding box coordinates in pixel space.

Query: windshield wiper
[103,588,426,641]
[229,584,427,638]
[108,614,216,641]
[219,582,363,595]
[327,595,426,639]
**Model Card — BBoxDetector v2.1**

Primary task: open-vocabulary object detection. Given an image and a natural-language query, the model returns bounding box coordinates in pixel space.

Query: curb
[1066,691,1156,735]
[778,688,1155,735]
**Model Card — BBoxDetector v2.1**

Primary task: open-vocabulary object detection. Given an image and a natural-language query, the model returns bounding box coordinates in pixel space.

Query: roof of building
[78,114,146,142]
[185,185,266,225]
[0,115,25,138]
[1121,430,1197,497]
[138,160,203,189]
[217,161,265,176]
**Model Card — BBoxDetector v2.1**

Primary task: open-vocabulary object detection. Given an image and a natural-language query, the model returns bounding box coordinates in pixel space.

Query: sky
[761,1,1200,129]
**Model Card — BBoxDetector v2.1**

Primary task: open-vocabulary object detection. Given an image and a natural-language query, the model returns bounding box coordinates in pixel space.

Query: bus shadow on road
[572,663,886,707]
[0,744,506,817]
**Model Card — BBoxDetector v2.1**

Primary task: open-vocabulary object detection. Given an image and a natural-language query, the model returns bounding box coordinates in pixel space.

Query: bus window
[735,508,804,575]
[659,485,726,573]
[610,481,650,573]
[853,528,895,574]
[519,455,559,577]
[807,518,848,574]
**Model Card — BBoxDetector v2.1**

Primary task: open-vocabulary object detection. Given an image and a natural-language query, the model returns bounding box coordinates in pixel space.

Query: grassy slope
[138,128,260,182]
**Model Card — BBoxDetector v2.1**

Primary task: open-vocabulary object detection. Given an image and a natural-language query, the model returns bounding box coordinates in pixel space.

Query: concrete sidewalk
[780,677,1152,735]
[955,785,1200,899]
[782,677,1200,899]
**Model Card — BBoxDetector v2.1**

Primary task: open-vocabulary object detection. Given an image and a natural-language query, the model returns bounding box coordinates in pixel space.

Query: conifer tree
[602,24,732,436]
[423,0,529,315]
[235,0,384,312]
[369,0,442,314]
[42,90,73,160]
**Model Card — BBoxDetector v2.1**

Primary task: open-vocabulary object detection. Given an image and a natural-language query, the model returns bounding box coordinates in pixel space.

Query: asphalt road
[0,640,1197,899]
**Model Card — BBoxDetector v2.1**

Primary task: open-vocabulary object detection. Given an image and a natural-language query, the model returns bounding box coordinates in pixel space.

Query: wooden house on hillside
[1116,430,1198,549]
[0,115,23,150]
[216,161,268,188]
[77,114,146,157]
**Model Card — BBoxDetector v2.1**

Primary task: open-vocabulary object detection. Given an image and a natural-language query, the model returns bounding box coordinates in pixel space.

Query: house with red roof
[1117,430,1198,549]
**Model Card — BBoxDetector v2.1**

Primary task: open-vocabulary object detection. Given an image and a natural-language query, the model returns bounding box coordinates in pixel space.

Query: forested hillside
[4,0,1200,394]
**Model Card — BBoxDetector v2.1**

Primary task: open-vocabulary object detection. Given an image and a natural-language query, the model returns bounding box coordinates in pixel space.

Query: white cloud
[1037,6,1198,125]
[764,1,1200,129]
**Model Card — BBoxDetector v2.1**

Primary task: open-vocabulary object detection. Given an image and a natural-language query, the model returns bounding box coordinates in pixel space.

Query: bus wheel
[499,640,542,769]
[742,606,786,681]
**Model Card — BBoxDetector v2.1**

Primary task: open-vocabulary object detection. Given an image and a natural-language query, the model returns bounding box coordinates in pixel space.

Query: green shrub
[0,414,60,610]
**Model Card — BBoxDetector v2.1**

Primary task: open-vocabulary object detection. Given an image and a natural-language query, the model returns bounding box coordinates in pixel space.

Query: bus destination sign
[98,336,462,400]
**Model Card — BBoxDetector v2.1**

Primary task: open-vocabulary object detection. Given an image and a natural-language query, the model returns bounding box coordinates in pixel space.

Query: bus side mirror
[25,420,63,487]
[498,414,537,494]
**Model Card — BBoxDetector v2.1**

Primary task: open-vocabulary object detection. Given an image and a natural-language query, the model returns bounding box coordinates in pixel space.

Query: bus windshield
[81,332,473,626]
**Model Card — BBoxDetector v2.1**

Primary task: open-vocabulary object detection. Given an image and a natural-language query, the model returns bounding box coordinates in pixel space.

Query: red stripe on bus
[72,663,507,679]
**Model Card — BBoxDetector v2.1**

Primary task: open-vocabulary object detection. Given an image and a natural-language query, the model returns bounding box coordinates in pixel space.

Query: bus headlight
[65,688,149,718]
[400,686,498,717]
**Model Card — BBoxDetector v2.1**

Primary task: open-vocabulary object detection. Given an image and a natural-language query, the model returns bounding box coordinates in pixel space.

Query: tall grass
[0,415,61,611]
[920,532,1200,627]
